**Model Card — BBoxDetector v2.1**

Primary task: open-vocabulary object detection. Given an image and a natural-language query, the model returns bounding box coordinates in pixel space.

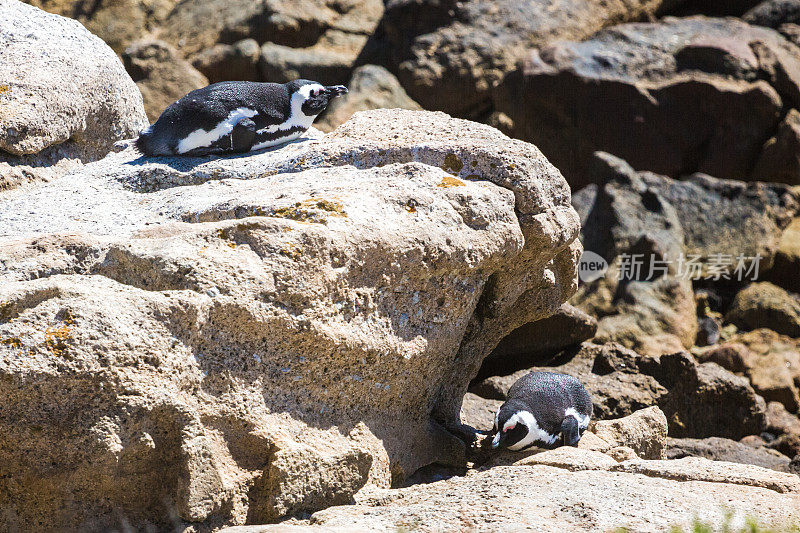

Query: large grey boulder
[0,109,580,530]
[0,0,148,189]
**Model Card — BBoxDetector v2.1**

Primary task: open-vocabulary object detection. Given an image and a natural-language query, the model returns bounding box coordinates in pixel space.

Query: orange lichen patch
[0,85,10,96]
[280,243,303,261]
[44,323,72,357]
[437,176,465,188]
[1,337,23,349]
[270,198,346,224]
[442,153,463,174]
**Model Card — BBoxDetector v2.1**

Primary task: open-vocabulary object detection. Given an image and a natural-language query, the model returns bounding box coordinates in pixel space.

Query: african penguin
[491,371,592,451]
[135,80,348,156]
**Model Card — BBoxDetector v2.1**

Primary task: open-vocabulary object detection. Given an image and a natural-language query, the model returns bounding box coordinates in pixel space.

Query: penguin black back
[491,371,592,451]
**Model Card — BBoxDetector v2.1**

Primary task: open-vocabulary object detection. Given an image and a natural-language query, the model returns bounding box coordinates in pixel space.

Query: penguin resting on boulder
[491,371,592,451]
[135,80,348,156]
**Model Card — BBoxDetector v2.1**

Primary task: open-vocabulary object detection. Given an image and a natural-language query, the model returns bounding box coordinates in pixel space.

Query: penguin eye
[310,89,321,97]
[503,423,516,432]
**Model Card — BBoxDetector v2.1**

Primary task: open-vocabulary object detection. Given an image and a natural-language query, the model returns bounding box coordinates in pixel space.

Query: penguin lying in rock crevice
[135,79,347,157]
[490,371,593,451]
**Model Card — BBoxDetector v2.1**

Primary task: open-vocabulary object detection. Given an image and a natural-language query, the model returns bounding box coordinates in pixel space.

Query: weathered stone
[0,110,580,530]
[767,400,800,435]
[667,437,793,472]
[377,0,682,119]
[259,35,363,86]
[0,0,148,188]
[303,460,800,532]
[459,392,502,432]
[122,39,209,121]
[495,17,800,188]
[570,154,697,354]
[316,65,422,133]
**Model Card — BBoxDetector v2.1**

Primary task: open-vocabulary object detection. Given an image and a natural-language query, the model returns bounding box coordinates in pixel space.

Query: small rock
[592,406,668,460]
[726,282,800,337]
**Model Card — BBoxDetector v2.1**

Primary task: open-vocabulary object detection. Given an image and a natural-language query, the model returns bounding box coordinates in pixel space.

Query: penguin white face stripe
[564,407,591,429]
[177,107,258,154]
[505,410,558,450]
[251,83,325,150]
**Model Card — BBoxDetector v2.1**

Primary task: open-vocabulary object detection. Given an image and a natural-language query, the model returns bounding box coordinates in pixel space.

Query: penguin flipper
[228,118,257,153]
[560,417,581,447]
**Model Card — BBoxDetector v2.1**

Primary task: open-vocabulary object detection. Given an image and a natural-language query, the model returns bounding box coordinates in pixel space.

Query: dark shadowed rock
[122,39,209,121]
[745,0,800,28]
[160,0,383,56]
[670,0,762,16]
[495,17,800,188]
[657,353,767,439]
[666,437,792,471]
[376,0,683,119]
[638,172,800,265]
[726,282,800,337]
[476,303,597,380]
[191,39,261,83]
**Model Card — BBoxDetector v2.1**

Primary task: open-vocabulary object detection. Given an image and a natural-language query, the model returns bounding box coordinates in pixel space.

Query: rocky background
[3,0,800,531]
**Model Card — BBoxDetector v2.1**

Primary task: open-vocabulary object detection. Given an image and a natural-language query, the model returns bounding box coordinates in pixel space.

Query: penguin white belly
[176,107,258,154]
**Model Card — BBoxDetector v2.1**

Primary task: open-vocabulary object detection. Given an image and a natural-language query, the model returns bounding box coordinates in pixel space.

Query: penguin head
[287,80,348,116]
[491,402,536,450]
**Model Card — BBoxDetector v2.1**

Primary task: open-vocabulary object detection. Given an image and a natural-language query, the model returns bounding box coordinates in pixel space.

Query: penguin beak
[491,432,503,449]
[325,85,348,98]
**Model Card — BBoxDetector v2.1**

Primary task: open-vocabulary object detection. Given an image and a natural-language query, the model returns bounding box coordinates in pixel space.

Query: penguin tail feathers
[134,129,152,156]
